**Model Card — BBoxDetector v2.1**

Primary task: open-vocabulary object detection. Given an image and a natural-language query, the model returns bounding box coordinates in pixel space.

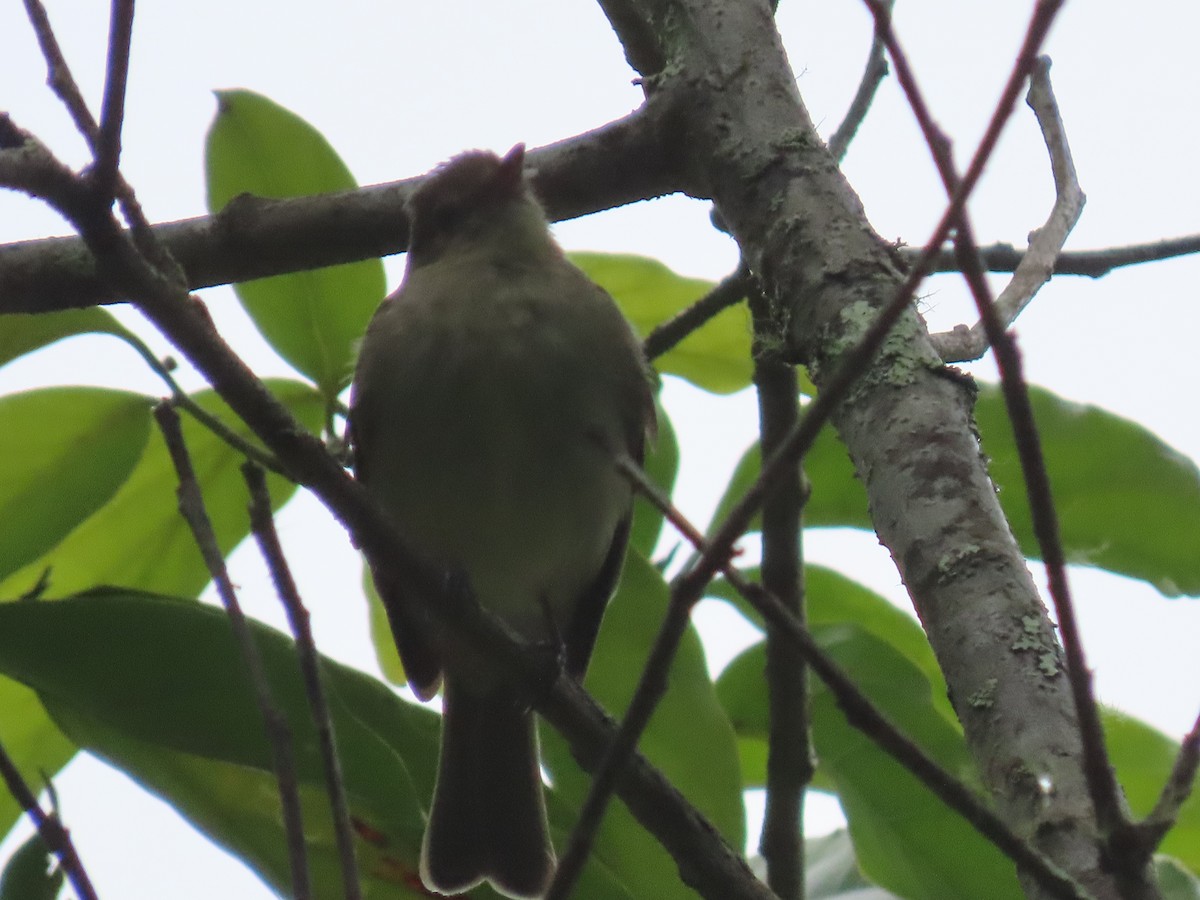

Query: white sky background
[1,2,1199,897]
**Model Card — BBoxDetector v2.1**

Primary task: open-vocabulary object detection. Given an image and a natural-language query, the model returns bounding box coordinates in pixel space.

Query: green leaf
[718,627,1020,900]
[0,830,63,900]
[710,384,1200,597]
[540,551,744,899]
[976,384,1200,596]
[205,90,385,400]
[630,396,679,557]
[571,253,753,395]
[0,380,323,600]
[0,591,437,898]
[0,308,134,372]
[1104,711,1200,873]
[0,388,152,583]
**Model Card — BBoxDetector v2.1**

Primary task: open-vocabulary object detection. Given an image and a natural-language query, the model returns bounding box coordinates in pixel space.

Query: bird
[349,143,655,898]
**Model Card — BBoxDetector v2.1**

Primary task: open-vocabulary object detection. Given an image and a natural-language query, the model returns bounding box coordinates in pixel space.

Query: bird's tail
[421,678,555,898]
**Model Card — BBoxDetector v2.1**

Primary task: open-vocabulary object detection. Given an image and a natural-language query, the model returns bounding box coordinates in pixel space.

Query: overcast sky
[2,2,1199,897]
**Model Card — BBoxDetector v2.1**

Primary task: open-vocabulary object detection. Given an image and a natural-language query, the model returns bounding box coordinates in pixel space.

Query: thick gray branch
[607,0,1118,895]
[0,105,680,314]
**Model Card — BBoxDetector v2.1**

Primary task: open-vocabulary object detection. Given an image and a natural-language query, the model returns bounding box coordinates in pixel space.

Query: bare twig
[19,0,182,283]
[749,286,811,900]
[546,527,728,900]
[828,0,892,162]
[931,58,1086,363]
[21,0,100,144]
[616,457,1093,900]
[93,0,135,199]
[243,463,362,900]
[911,234,1200,279]
[1128,710,1200,860]
[110,329,286,473]
[154,402,311,900]
[0,739,99,900]
[866,0,1129,858]
[642,264,749,361]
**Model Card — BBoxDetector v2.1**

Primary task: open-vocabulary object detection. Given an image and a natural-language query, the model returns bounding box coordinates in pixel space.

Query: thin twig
[21,0,100,143]
[19,0,181,282]
[866,0,1128,851]
[828,0,892,162]
[642,265,749,361]
[153,402,312,900]
[1129,710,1200,860]
[909,236,1200,278]
[547,519,730,900]
[931,58,1085,363]
[126,332,286,473]
[93,0,135,199]
[243,463,362,900]
[0,739,99,900]
[749,286,811,900]
[617,458,1094,900]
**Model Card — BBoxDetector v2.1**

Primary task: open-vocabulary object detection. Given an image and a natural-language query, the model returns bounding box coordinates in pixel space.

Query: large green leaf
[976,385,1200,596]
[710,384,1200,597]
[0,591,436,898]
[718,627,1020,900]
[0,380,323,600]
[0,388,152,582]
[541,551,745,900]
[205,90,385,400]
[571,253,753,395]
[0,308,134,372]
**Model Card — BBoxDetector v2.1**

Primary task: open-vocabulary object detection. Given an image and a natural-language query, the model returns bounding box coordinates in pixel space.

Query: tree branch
[868,2,1142,889]
[243,464,361,900]
[155,402,311,899]
[93,0,135,199]
[0,740,99,900]
[910,234,1200,279]
[931,57,1085,363]
[0,101,682,315]
[643,264,749,361]
[749,283,811,900]
[615,456,1091,900]
[828,0,892,162]
[595,0,1132,894]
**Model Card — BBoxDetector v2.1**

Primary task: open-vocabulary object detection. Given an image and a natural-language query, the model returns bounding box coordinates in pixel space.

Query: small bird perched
[350,144,655,898]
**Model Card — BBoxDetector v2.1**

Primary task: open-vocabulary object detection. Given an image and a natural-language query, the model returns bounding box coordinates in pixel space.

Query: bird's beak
[496,143,527,191]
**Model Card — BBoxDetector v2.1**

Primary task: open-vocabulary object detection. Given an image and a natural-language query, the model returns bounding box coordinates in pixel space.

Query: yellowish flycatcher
[350,144,654,897]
